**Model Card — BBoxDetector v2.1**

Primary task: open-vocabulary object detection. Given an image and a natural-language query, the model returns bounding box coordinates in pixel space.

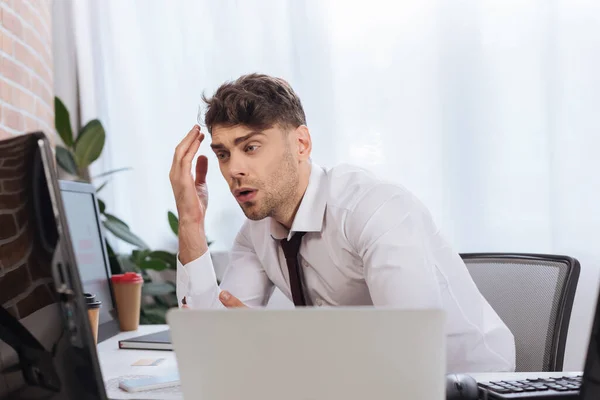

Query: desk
[96,325,583,399]
[97,324,182,400]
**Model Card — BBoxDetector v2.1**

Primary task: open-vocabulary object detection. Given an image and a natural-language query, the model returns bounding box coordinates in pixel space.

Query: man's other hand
[219,291,248,308]
[180,292,248,308]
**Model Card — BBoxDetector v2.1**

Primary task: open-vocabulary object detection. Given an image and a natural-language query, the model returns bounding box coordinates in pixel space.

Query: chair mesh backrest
[463,257,569,372]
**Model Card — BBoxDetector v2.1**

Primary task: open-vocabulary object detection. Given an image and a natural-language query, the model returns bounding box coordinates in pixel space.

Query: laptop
[167,308,446,400]
[0,132,108,399]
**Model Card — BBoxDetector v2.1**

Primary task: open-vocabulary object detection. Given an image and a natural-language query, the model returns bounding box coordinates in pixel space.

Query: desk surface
[97,324,182,400]
[96,324,583,399]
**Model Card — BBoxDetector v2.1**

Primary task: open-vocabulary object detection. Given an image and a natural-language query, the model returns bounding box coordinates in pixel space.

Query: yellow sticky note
[131,358,165,366]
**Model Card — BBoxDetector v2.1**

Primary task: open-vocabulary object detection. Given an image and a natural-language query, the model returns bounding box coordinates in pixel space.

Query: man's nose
[228,153,248,178]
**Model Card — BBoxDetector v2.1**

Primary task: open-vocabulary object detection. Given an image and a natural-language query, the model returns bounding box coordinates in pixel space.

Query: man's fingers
[170,126,204,184]
[219,291,247,308]
[173,125,201,163]
[170,126,200,180]
[182,132,204,165]
[195,155,208,187]
[183,292,248,308]
[181,297,189,309]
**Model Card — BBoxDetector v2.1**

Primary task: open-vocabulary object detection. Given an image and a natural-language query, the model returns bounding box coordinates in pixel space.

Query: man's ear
[294,125,312,161]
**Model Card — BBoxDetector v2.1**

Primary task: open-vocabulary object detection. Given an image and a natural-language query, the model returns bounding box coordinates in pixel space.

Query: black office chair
[460,253,580,372]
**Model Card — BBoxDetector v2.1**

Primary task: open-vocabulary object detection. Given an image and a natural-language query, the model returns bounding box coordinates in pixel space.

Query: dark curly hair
[202,73,306,134]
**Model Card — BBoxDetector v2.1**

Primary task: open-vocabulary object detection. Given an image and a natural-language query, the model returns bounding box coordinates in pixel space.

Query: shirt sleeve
[344,185,443,309]
[176,221,274,309]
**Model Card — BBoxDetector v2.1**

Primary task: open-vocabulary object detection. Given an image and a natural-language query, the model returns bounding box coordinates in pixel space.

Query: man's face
[210,124,300,220]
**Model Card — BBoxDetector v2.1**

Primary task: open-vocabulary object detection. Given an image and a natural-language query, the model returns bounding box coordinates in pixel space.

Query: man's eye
[245,145,259,153]
[217,152,228,160]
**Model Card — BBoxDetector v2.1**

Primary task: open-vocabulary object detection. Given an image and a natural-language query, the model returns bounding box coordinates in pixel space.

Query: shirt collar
[270,162,328,241]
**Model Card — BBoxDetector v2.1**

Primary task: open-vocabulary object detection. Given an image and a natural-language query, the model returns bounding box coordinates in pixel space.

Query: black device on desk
[0,132,107,399]
[59,180,120,342]
[447,277,600,400]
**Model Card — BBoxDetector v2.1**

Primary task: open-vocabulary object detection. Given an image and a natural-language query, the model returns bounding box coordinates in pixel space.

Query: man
[170,73,515,373]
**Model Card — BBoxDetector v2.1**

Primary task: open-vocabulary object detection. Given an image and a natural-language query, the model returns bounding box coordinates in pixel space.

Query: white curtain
[68,0,600,370]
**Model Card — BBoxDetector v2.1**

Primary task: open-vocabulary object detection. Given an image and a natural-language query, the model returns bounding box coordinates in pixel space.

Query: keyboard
[477,375,582,399]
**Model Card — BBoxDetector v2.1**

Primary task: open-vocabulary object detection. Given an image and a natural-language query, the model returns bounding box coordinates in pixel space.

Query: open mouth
[235,189,257,202]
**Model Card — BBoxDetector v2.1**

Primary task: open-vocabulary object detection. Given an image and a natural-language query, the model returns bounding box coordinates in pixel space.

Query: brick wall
[0,0,54,142]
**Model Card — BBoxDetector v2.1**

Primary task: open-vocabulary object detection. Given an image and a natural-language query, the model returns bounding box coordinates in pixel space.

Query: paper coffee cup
[111,272,143,331]
[84,293,101,344]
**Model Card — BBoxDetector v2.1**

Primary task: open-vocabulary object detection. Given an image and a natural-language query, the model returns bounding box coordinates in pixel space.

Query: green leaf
[105,240,116,257]
[142,282,175,296]
[96,180,110,193]
[97,199,106,214]
[54,97,74,147]
[56,146,78,175]
[132,250,172,271]
[105,241,124,275]
[140,314,165,325]
[139,305,168,325]
[168,211,179,236]
[154,293,178,308]
[104,212,129,229]
[108,254,122,275]
[92,167,132,180]
[148,251,177,269]
[131,249,150,264]
[102,214,149,249]
[74,119,105,168]
[138,258,169,271]
[117,254,139,272]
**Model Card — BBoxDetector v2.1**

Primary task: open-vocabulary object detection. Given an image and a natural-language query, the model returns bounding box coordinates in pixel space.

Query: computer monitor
[58,180,120,342]
[581,281,600,399]
[0,131,107,399]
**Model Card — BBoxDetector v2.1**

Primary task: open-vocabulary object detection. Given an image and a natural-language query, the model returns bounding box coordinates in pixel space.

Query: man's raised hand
[170,125,210,264]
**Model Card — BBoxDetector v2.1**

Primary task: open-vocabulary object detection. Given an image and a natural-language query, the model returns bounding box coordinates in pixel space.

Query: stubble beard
[241,149,299,221]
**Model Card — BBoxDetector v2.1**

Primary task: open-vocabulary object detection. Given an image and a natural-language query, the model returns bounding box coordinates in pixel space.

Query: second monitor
[59,180,120,342]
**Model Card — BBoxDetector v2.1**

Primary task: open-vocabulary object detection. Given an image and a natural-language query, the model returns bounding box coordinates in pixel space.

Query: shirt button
[315,298,323,306]
[302,260,309,268]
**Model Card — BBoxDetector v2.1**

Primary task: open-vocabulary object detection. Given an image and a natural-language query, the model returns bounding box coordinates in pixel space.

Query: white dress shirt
[177,162,516,373]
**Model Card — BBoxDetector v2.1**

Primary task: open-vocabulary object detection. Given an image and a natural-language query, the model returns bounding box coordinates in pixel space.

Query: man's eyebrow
[210,142,225,150]
[234,131,265,146]
[210,131,265,150]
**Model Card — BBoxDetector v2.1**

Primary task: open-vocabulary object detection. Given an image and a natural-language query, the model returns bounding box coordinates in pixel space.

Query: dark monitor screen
[0,132,106,399]
[59,181,119,341]
[581,283,600,399]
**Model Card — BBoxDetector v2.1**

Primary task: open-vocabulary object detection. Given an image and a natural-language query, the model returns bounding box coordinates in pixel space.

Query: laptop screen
[0,133,106,399]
